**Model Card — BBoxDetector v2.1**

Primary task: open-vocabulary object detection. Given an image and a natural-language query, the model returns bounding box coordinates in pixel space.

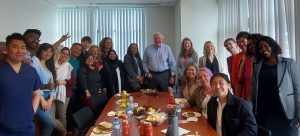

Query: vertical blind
[58,7,145,60]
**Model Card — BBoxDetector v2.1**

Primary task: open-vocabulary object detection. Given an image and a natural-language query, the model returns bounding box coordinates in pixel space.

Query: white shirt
[216,98,226,136]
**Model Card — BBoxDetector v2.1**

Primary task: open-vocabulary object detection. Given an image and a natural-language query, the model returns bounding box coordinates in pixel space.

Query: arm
[32,90,40,113]
[78,66,89,93]
[52,33,70,50]
[142,47,149,73]
[192,52,199,67]
[124,55,138,82]
[167,46,176,76]
[237,101,257,136]
[66,70,76,88]
[198,56,204,68]
[290,60,300,121]
[176,56,183,79]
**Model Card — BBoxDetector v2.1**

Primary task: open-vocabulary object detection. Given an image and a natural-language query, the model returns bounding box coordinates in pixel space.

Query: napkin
[106,111,116,116]
[161,127,191,135]
[90,132,111,136]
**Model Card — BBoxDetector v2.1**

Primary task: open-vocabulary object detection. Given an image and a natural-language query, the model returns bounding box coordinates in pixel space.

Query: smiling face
[40,48,53,61]
[59,49,70,63]
[198,70,211,85]
[224,40,238,55]
[211,76,231,99]
[237,38,247,52]
[130,44,138,55]
[85,55,94,66]
[25,33,40,51]
[108,51,117,60]
[153,33,163,47]
[6,39,26,63]
[258,41,272,59]
[246,39,256,55]
[104,39,112,49]
[81,41,91,50]
[91,47,100,58]
[183,40,191,51]
[71,44,82,57]
[186,65,197,79]
[205,43,214,56]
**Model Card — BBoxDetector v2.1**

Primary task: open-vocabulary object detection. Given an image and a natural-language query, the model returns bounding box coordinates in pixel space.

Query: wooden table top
[86,92,218,136]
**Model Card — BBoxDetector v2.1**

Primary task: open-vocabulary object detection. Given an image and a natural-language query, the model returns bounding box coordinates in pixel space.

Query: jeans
[36,91,56,136]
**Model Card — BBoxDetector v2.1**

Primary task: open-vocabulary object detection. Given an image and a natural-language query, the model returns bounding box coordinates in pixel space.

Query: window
[58,7,145,60]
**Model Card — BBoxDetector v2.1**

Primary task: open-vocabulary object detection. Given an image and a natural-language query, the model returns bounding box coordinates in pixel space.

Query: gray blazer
[250,57,300,120]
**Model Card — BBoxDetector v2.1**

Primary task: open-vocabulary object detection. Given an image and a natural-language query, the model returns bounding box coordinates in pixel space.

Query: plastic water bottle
[112,116,121,136]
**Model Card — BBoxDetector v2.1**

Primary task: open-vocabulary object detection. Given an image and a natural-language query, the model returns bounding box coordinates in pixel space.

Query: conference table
[86,92,218,136]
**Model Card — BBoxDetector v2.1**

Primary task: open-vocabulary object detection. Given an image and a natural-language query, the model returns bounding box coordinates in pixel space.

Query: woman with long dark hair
[124,43,144,92]
[32,43,58,135]
[101,49,127,98]
[177,38,198,86]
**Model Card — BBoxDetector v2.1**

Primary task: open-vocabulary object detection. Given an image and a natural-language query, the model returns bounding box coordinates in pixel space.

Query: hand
[102,88,107,94]
[168,76,175,85]
[146,72,152,79]
[85,90,91,98]
[59,33,71,42]
[23,58,31,64]
[137,75,144,84]
[41,100,49,111]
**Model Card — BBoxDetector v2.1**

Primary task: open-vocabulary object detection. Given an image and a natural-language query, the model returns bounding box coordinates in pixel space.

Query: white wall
[0,0,58,43]
[145,7,175,48]
[178,0,218,57]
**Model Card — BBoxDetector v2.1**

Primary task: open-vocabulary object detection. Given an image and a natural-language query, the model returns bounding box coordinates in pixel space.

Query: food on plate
[134,105,157,116]
[182,111,201,118]
[145,113,167,122]
[116,110,125,117]
[141,89,158,96]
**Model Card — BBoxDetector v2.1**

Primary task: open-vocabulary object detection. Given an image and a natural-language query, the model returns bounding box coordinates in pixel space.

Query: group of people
[177,31,300,136]
[0,29,299,136]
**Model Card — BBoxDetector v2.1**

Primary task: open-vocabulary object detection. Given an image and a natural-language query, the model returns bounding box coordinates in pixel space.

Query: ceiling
[45,0,179,7]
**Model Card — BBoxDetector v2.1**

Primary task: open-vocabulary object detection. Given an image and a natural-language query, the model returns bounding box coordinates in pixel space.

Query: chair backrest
[72,106,94,132]
[90,93,107,115]
[257,126,272,136]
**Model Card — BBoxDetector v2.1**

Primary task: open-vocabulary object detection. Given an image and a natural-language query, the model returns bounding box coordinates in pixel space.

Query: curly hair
[99,37,113,56]
[255,36,282,61]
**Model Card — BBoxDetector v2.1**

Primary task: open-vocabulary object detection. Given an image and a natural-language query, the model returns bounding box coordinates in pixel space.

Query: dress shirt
[142,44,176,75]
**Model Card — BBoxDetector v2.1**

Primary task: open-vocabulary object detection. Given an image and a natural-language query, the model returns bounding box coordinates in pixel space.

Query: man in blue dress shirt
[143,32,176,91]
[0,33,41,135]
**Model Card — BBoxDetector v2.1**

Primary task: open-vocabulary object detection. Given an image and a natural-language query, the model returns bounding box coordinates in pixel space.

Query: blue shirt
[30,56,55,97]
[142,44,176,75]
[69,57,81,79]
[0,61,41,133]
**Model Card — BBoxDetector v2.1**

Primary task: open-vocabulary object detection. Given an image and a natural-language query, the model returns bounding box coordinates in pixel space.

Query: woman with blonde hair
[198,41,222,74]
[88,45,103,71]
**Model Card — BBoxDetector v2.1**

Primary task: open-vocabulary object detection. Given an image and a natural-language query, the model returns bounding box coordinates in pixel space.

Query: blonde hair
[203,41,216,56]
[88,45,101,62]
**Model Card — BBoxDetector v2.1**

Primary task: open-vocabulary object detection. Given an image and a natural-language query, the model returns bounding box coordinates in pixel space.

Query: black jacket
[207,92,257,136]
